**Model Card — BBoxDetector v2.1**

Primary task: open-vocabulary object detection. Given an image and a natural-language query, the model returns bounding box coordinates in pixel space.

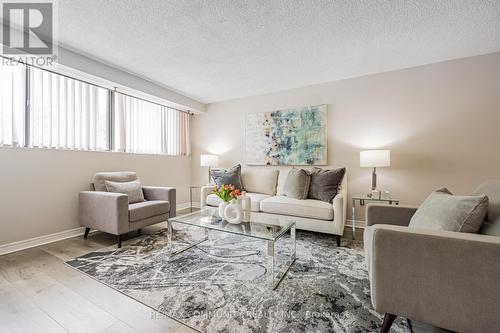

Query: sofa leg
[117,235,122,248]
[137,229,142,236]
[336,235,341,247]
[406,318,414,333]
[84,228,90,239]
[380,313,396,333]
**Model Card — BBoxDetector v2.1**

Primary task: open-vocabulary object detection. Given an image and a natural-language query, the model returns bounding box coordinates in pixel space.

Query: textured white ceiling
[58,0,500,103]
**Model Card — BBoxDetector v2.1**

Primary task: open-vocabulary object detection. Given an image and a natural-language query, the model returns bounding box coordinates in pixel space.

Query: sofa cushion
[210,164,244,190]
[206,193,270,212]
[308,167,346,203]
[283,168,311,199]
[473,180,500,236]
[409,187,488,233]
[260,196,334,220]
[105,179,145,204]
[94,171,137,191]
[241,169,279,195]
[129,200,170,222]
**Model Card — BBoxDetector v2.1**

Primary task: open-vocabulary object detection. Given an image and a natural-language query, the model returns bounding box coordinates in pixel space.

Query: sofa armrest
[366,204,417,227]
[201,185,215,207]
[371,225,500,332]
[79,191,129,235]
[331,194,345,235]
[142,186,176,218]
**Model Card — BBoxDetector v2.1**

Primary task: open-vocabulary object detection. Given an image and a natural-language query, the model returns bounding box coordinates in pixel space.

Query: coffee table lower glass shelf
[167,208,296,289]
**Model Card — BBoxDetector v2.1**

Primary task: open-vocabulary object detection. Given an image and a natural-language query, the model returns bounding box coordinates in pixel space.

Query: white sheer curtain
[28,67,109,150]
[0,61,25,147]
[114,92,190,155]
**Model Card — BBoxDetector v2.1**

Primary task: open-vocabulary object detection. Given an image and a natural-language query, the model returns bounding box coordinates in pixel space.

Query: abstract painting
[246,105,327,165]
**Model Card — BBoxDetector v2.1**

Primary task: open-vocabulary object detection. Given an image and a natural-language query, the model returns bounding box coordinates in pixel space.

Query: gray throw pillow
[210,164,244,190]
[308,167,345,202]
[283,168,311,200]
[105,179,145,204]
[409,187,488,233]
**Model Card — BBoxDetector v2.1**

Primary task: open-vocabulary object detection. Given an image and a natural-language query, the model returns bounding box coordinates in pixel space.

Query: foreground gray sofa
[79,172,176,247]
[364,181,500,333]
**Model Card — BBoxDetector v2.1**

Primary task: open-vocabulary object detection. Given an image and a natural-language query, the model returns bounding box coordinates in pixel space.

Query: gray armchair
[79,172,176,247]
[364,181,500,333]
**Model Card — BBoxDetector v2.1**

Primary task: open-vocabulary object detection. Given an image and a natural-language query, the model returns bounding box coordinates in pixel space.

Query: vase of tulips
[213,184,241,220]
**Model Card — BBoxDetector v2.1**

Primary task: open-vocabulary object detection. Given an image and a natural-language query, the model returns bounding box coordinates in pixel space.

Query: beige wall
[191,52,500,222]
[0,148,191,245]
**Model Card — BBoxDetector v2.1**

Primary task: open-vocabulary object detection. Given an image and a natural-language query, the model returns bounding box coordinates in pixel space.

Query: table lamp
[360,150,390,191]
[200,154,218,184]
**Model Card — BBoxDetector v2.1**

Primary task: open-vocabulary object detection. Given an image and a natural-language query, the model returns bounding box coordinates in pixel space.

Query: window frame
[25,65,113,151]
[0,56,191,155]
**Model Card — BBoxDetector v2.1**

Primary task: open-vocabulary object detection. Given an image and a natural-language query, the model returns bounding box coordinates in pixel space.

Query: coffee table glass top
[169,207,295,241]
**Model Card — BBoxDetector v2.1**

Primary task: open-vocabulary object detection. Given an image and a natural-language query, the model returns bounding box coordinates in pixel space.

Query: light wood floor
[0,215,196,333]
[0,209,447,333]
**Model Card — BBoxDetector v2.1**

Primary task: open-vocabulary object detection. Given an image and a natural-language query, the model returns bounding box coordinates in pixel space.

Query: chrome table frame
[166,218,296,290]
[266,224,296,289]
[351,195,400,240]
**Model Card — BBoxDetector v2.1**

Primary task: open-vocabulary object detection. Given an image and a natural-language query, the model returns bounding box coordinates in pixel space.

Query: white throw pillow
[241,169,279,195]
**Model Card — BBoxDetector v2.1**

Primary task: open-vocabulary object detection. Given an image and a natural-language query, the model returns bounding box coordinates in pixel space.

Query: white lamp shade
[200,154,219,167]
[360,150,390,168]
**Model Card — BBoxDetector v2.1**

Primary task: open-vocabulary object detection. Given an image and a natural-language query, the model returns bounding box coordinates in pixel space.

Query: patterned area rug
[66,227,408,332]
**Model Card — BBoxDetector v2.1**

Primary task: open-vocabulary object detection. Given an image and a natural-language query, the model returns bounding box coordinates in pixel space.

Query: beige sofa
[364,180,500,333]
[201,167,347,245]
[79,172,176,248]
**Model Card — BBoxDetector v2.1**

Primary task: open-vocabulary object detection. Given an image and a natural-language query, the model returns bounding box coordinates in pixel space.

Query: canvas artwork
[246,105,327,165]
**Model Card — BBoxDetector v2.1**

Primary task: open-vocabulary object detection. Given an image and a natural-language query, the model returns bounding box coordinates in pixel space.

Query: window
[0,61,25,147]
[114,93,190,155]
[0,59,191,156]
[29,67,110,150]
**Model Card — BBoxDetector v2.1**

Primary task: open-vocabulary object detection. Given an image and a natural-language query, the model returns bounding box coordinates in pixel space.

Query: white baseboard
[176,202,191,210]
[345,219,366,229]
[0,227,98,256]
[0,203,193,256]
[177,202,200,210]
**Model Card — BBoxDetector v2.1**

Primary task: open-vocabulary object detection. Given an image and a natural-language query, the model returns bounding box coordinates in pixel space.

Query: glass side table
[189,186,202,212]
[351,194,400,240]
[189,185,213,212]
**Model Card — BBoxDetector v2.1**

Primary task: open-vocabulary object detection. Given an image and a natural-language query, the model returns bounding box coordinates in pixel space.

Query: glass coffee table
[168,208,296,289]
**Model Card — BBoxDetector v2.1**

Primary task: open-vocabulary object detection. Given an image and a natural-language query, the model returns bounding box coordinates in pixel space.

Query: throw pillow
[283,168,311,200]
[105,179,145,204]
[409,187,488,233]
[210,164,244,190]
[308,167,346,202]
[241,169,279,195]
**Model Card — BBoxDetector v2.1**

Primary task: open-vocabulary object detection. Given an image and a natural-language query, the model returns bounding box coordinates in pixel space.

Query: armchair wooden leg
[336,235,341,247]
[84,228,90,239]
[117,235,122,248]
[380,313,396,333]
